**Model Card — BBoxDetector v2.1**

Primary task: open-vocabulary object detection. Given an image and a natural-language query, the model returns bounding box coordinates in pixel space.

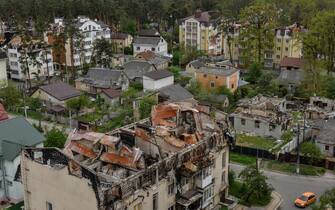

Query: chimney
[195,9,202,18]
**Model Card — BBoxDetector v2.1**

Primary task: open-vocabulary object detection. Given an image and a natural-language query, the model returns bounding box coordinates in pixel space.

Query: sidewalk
[233,191,282,210]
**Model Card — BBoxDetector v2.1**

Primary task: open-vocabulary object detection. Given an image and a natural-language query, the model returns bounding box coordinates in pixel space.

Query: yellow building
[179,10,223,55]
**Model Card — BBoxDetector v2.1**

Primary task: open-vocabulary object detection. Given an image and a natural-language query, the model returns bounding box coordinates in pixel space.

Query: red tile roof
[0,103,8,122]
[280,57,304,69]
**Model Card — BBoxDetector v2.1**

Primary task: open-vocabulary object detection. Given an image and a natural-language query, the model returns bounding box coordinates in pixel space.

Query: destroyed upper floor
[22,102,230,208]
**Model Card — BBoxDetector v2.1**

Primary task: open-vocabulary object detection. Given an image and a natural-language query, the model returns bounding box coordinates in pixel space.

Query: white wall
[0,58,7,88]
[143,76,174,91]
[133,37,168,56]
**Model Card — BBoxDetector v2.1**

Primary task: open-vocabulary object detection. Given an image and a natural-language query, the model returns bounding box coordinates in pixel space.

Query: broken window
[210,81,215,88]
[325,145,329,151]
[269,123,276,131]
[168,205,175,210]
[168,181,174,195]
[255,120,260,128]
[46,202,53,210]
[222,152,226,168]
[181,177,189,186]
[241,118,246,126]
[153,193,158,210]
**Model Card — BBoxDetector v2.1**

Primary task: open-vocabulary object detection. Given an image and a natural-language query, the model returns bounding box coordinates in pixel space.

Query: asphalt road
[230,163,335,210]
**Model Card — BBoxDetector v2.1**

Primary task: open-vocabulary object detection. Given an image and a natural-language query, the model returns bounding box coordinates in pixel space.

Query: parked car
[294,192,317,208]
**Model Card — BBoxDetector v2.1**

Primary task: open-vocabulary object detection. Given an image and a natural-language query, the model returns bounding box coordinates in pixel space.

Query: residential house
[135,51,170,70]
[158,84,194,103]
[75,68,129,95]
[224,23,305,69]
[0,117,45,204]
[100,88,122,105]
[122,60,155,83]
[277,57,305,92]
[31,81,81,113]
[0,51,7,88]
[313,118,335,158]
[133,29,168,56]
[230,95,289,139]
[45,17,111,68]
[186,59,206,74]
[195,65,240,92]
[179,10,223,55]
[7,36,54,81]
[21,102,231,210]
[143,70,174,92]
[111,54,133,68]
[306,97,335,120]
[280,57,304,70]
[111,33,133,53]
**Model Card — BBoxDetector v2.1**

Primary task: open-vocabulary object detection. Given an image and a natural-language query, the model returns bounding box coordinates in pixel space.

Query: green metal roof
[0,117,45,161]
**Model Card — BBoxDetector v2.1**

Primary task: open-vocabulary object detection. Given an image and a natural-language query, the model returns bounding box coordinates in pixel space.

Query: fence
[231,145,335,170]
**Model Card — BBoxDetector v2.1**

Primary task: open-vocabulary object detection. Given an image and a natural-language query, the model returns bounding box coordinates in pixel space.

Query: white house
[133,29,168,56]
[7,36,54,81]
[143,70,174,91]
[0,117,45,204]
[65,16,111,67]
[0,51,7,88]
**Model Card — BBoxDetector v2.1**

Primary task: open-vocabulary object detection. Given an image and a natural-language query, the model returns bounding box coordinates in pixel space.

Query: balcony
[195,166,212,189]
[176,190,202,210]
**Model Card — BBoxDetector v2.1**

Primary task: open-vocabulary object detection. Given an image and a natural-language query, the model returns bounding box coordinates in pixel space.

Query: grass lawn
[265,160,326,176]
[236,134,277,151]
[230,152,256,166]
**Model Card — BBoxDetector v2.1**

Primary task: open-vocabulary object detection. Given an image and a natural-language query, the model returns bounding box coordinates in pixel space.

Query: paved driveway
[230,163,335,210]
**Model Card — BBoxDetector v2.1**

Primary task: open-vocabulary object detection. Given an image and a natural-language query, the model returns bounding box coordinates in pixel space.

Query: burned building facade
[230,95,289,139]
[21,102,230,210]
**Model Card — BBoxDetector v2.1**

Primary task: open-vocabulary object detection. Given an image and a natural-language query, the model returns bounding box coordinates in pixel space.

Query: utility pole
[296,124,300,174]
[69,109,72,130]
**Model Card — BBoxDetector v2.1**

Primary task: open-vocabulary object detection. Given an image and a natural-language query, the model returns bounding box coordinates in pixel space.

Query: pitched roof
[123,60,153,80]
[0,103,8,122]
[138,29,160,37]
[316,118,335,145]
[78,68,123,88]
[0,117,45,160]
[39,81,81,101]
[111,33,129,40]
[280,57,304,69]
[136,51,156,60]
[158,84,193,102]
[133,36,162,46]
[101,88,122,99]
[181,10,219,26]
[189,60,206,69]
[277,69,304,85]
[196,66,239,76]
[144,70,173,80]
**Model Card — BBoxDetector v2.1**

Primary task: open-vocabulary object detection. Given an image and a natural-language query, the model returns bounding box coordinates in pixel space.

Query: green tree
[245,63,262,84]
[0,85,21,109]
[139,96,157,119]
[239,2,279,65]
[120,17,137,36]
[312,188,335,210]
[300,142,322,164]
[65,95,89,117]
[238,166,273,206]
[91,38,114,68]
[44,128,67,148]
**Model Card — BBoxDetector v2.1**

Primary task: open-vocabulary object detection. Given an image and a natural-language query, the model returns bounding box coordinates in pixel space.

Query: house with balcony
[133,29,168,56]
[7,36,54,81]
[179,10,223,55]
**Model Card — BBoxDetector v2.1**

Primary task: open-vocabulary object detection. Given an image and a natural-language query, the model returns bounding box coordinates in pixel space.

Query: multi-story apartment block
[45,16,111,69]
[223,23,305,69]
[21,102,231,210]
[7,36,54,81]
[179,10,222,55]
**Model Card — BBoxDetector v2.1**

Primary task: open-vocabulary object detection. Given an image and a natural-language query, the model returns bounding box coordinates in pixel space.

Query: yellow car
[295,192,317,208]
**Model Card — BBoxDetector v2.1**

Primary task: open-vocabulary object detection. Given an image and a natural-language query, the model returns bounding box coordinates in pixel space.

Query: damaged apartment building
[20,102,231,210]
[230,95,290,139]
[306,96,335,120]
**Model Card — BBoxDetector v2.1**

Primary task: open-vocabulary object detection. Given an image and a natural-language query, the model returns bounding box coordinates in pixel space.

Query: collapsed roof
[23,102,229,209]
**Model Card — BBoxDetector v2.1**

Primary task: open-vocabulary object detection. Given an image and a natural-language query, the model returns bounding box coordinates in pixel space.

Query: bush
[44,128,67,148]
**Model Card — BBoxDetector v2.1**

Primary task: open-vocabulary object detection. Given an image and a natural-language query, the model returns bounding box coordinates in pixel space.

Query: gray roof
[123,60,153,80]
[158,84,193,102]
[144,70,173,80]
[134,36,162,46]
[0,117,45,160]
[79,68,123,88]
[316,118,335,145]
[196,66,239,76]
[189,60,206,69]
[39,81,81,101]
[277,69,304,85]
